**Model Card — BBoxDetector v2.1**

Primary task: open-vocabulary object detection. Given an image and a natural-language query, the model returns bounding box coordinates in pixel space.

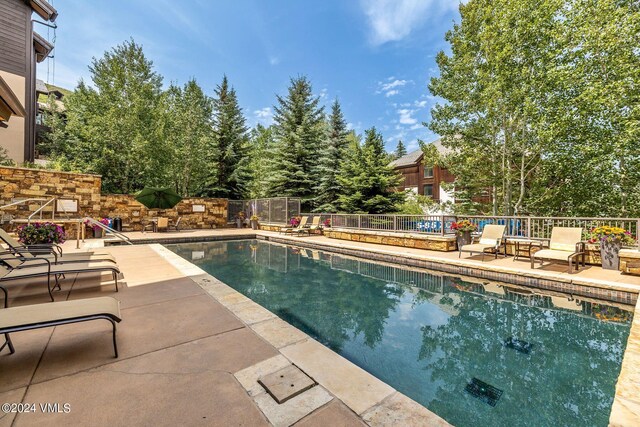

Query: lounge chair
[530,227,585,273]
[0,288,122,358]
[0,254,121,301]
[307,216,322,233]
[168,217,182,232]
[0,229,116,264]
[156,217,169,232]
[459,224,507,261]
[281,216,309,235]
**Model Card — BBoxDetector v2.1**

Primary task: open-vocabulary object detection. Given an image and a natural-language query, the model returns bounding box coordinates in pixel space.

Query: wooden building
[0,0,57,163]
[390,139,455,202]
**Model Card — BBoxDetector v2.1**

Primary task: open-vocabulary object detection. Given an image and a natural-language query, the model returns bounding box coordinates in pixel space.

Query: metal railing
[0,198,49,224]
[228,197,301,224]
[301,213,640,244]
[82,217,132,245]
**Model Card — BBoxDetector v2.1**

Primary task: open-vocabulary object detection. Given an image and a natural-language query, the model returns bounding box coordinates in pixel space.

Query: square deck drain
[258,365,316,404]
[504,336,533,354]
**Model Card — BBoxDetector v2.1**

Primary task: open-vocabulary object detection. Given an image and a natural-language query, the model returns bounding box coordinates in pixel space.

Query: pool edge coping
[148,243,453,426]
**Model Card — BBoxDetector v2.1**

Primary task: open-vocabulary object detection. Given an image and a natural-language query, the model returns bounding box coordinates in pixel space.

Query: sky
[36,0,461,152]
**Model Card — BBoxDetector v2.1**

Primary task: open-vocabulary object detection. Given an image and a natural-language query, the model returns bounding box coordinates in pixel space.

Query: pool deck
[2,228,639,426]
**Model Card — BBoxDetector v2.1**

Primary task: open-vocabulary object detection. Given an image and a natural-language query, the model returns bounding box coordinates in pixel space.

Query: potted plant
[323,218,331,228]
[588,226,635,270]
[16,222,66,246]
[85,218,110,238]
[250,215,259,230]
[290,216,301,227]
[451,220,478,247]
[235,212,246,228]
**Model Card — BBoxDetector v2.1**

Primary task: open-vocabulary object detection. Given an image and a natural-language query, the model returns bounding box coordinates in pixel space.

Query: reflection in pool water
[167,240,633,427]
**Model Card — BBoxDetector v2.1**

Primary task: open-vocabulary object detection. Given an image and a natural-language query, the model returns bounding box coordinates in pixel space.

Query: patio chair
[281,216,309,235]
[168,217,182,232]
[307,216,322,232]
[459,224,507,261]
[530,227,585,273]
[0,288,122,358]
[0,253,121,301]
[0,229,116,264]
[156,217,169,232]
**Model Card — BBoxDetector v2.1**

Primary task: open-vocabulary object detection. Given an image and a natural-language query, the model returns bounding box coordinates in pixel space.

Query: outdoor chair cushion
[0,297,120,329]
[460,243,496,253]
[548,227,582,252]
[532,249,574,261]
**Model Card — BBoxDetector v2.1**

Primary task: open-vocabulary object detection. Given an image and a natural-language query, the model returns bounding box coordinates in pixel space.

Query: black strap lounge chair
[0,253,120,301]
[0,287,122,358]
[0,229,116,264]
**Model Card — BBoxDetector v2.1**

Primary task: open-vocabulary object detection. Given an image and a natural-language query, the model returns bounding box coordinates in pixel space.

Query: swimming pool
[166,239,633,427]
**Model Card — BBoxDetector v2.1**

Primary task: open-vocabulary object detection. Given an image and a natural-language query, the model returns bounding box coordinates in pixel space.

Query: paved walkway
[0,245,369,427]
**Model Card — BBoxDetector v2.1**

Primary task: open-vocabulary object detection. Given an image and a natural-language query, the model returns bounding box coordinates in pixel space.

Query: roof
[35,79,48,94]
[33,31,54,63]
[389,137,450,168]
[0,75,27,121]
[26,0,58,22]
[390,149,423,168]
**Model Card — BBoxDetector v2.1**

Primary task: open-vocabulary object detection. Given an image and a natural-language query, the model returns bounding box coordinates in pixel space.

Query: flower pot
[93,229,104,238]
[236,219,243,229]
[600,240,622,270]
[250,220,259,230]
[457,230,472,248]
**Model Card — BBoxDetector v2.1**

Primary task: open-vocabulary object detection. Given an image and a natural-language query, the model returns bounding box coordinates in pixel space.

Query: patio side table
[511,239,541,261]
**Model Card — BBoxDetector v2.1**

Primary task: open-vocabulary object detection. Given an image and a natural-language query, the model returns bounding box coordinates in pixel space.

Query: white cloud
[377,78,411,97]
[269,56,280,65]
[414,100,428,108]
[360,0,459,45]
[254,107,274,125]
[398,109,417,125]
[319,88,328,99]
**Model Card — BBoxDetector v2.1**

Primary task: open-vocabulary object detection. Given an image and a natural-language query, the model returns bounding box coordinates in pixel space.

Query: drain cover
[465,378,503,407]
[258,365,316,404]
[504,337,533,354]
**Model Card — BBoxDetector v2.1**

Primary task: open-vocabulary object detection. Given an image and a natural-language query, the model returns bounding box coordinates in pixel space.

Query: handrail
[0,198,48,210]
[82,217,132,245]
[28,197,57,223]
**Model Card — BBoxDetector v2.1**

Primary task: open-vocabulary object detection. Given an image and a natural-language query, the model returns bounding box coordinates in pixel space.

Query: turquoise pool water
[166,240,633,427]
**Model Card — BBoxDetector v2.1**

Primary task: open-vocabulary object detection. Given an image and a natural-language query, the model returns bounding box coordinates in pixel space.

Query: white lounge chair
[530,227,585,273]
[459,224,507,261]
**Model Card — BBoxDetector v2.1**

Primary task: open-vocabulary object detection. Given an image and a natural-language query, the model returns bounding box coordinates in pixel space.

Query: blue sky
[37,0,461,152]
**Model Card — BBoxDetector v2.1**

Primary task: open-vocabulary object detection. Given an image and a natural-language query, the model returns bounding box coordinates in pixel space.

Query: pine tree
[264,76,324,207]
[338,127,405,213]
[246,124,276,198]
[203,75,249,199]
[394,140,407,159]
[314,99,349,212]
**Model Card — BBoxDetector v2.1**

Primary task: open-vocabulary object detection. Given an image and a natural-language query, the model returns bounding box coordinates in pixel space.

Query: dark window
[423,184,434,197]
[424,166,434,178]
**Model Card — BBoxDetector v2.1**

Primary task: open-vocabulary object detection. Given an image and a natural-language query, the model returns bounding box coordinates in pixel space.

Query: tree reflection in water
[167,240,632,427]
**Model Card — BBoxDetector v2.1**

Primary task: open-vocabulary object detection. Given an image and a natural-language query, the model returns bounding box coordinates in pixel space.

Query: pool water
[166,240,633,427]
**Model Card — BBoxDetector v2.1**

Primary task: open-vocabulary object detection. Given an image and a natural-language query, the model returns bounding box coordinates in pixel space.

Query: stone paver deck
[0,244,370,426]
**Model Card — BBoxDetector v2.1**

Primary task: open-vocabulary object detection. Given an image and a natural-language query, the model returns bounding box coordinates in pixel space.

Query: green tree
[161,79,213,196]
[394,140,407,159]
[246,124,276,198]
[314,99,349,212]
[203,75,250,199]
[264,76,324,208]
[338,128,405,213]
[58,39,167,193]
[429,0,640,216]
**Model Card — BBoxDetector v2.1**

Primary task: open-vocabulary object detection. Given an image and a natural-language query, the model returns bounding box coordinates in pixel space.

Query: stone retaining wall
[324,228,457,252]
[0,166,228,234]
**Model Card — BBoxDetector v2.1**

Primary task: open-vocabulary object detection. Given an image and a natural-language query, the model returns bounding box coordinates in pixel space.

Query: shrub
[16,222,66,244]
